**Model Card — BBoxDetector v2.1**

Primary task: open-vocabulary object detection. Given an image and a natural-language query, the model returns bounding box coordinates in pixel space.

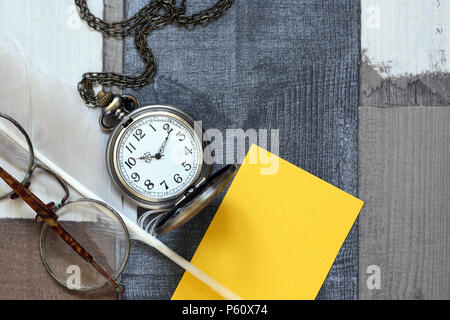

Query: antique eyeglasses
[0,112,130,294]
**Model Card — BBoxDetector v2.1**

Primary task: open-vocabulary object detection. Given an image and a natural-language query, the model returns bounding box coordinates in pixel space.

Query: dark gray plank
[122,0,360,300]
[358,107,450,299]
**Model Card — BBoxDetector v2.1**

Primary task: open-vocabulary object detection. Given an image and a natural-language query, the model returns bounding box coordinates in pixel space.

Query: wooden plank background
[120,0,360,300]
[0,0,118,300]
[0,0,448,300]
[0,0,103,88]
[104,0,123,94]
[359,0,450,299]
[361,0,450,106]
[359,107,450,299]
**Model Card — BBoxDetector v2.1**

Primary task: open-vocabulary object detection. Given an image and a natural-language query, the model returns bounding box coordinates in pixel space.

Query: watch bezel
[106,105,210,210]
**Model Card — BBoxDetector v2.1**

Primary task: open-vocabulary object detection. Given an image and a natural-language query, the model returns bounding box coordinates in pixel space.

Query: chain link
[75,0,233,108]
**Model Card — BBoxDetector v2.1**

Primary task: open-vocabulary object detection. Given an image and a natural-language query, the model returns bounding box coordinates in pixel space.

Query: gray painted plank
[358,106,450,299]
[359,0,450,301]
[121,0,360,300]
[104,0,124,95]
[103,0,124,301]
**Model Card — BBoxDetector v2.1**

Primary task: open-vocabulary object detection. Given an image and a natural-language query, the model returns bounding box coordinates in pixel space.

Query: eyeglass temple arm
[0,167,125,294]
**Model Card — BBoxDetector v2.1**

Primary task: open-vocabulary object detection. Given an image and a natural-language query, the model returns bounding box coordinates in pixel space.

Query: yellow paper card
[172,145,364,300]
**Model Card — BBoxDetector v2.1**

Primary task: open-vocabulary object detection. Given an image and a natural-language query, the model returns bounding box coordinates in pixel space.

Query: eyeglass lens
[40,200,129,291]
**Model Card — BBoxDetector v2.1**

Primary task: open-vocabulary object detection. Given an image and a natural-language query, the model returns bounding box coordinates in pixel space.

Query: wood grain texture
[360,58,450,107]
[358,106,450,299]
[103,0,125,300]
[0,0,103,87]
[361,0,450,106]
[122,0,360,300]
[359,0,450,300]
[0,0,121,300]
[103,0,124,95]
[362,0,450,77]
[0,219,117,300]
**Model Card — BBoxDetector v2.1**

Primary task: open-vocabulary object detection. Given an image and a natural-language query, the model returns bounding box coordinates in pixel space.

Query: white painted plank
[362,0,450,77]
[0,1,137,221]
[0,0,103,85]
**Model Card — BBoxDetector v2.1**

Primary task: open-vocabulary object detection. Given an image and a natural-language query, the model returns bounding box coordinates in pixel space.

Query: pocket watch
[97,92,237,235]
[74,0,235,234]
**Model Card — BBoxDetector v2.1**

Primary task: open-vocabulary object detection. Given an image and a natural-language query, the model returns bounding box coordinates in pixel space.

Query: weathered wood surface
[358,107,450,299]
[104,0,124,95]
[0,219,118,300]
[359,0,450,300]
[121,0,360,300]
[4,0,447,301]
[0,0,103,88]
[361,0,450,106]
[0,0,121,300]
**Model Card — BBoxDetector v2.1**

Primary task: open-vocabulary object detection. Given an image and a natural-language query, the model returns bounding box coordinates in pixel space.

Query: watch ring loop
[99,95,141,133]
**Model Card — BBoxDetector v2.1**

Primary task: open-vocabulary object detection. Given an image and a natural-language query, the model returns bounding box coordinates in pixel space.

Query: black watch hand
[157,131,172,157]
[137,152,161,163]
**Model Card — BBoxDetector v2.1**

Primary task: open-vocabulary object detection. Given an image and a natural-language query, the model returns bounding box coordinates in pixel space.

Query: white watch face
[115,113,202,201]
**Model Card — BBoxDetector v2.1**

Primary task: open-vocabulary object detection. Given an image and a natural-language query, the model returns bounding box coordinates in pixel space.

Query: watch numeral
[126,143,136,154]
[174,174,183,184]
[185,147,193,155]
[160,180,169,190]
[144,180,155,190]
[182,161,192,171]
[163,123,173,134]
[177,131,186,142]
[131,173,140,182]
[149,124,156,132]
[133,129,146,142]
[125,157,136,170]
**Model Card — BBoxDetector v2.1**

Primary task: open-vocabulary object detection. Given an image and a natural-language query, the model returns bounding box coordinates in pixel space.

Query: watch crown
[97,90,115,109]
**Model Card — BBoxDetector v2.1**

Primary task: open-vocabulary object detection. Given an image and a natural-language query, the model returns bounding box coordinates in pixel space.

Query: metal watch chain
[75,0,233,117]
